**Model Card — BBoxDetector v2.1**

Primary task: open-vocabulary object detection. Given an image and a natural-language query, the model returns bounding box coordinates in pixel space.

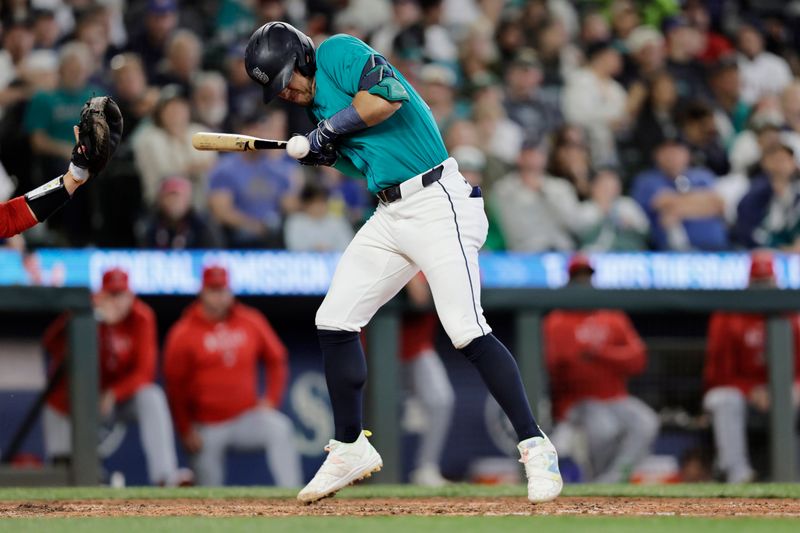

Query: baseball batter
[244,22,562,503]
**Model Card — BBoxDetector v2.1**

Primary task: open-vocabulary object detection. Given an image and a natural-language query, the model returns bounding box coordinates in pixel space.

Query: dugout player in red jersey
[544,254,659,482]
[703,251,800,483]
[42,267,187,485]
[163,266,302,487]
[0,97,122,238]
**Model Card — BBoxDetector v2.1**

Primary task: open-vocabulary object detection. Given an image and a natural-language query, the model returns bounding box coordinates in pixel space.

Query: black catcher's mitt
[71,96,123,177]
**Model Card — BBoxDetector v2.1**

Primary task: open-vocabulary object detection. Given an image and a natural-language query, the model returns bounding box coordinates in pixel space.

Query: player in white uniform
[243,22,563,503]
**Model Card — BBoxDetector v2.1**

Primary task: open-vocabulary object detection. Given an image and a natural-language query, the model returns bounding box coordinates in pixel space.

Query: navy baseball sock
[459,333,544,442]
[318,329,367,443]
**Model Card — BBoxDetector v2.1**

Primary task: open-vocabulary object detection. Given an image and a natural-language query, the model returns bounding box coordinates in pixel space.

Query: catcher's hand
[70,96,123,180]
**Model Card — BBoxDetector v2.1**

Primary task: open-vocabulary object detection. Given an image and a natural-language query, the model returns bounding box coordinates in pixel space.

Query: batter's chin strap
[358,55,410,102]
[24,175,72,222]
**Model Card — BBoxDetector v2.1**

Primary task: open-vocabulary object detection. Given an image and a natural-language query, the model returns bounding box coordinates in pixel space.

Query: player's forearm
[351,91,401,127]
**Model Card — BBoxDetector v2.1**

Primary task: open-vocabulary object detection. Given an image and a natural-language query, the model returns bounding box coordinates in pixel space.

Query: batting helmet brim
[262,62,295,103]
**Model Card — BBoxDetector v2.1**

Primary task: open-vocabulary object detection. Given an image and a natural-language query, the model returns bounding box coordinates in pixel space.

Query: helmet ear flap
[294,32,316,77]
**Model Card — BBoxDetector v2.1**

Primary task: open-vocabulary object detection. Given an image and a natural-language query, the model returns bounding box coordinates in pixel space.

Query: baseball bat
[191,132,287,152]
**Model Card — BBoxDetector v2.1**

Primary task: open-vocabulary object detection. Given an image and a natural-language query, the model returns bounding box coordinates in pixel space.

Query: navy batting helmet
[245,22,316,103]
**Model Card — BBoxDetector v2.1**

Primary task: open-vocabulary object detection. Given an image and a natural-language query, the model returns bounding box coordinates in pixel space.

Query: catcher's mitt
[71,96,123,177]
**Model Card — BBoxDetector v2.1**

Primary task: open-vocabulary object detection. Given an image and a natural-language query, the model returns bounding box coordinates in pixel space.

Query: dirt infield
[2,497,800,518]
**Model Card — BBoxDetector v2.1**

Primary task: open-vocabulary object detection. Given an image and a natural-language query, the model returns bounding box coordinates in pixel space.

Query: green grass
[0,483,799,501]
[2,516,799,533]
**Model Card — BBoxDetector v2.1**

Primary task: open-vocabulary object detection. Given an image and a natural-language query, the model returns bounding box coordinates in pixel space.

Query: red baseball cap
[101,268,129,293]
[568,254,595,278]
[202,265,229,289]
[749,251,775,281]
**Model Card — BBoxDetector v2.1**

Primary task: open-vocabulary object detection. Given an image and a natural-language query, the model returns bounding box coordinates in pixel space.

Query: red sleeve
[43,313,68,361]
[110,302,157,402]
[163,321,193,438]
[592,314,647,376]
[793,316,800,387]
[543,313,574,379]
[704,313,755,394]
[0,197,37,238]
[254,313,288,408]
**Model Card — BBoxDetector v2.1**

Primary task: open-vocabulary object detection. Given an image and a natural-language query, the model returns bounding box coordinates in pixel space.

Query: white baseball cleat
[297,430,383,504]
[518,434,563,503]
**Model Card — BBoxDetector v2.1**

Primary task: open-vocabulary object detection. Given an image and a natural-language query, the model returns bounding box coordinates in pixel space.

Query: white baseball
[286,135,311,159]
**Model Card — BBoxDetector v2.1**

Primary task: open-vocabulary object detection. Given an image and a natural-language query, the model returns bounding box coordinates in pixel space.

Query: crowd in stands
[2,0,800,252]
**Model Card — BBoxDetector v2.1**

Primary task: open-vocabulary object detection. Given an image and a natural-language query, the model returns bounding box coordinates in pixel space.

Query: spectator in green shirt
[23,41,99,245]
[25,41,99,180]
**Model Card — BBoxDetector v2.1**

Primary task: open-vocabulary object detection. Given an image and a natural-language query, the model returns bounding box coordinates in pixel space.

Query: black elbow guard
[358,55,409,102]
[24,175,71,222]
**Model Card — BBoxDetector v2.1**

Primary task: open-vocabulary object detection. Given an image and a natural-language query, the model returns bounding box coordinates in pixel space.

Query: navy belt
[376,165,444,204]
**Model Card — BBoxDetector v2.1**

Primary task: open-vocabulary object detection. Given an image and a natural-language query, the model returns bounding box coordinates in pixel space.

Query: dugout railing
[0,286,98,486]
[368,288,799,483]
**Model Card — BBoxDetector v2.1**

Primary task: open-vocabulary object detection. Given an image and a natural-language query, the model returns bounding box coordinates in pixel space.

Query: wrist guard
[24,175,71,222]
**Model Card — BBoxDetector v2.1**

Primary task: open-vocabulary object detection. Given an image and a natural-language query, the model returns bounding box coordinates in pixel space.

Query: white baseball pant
[43,384,180,485]
[316,157,491,349]
[192,406,302,487]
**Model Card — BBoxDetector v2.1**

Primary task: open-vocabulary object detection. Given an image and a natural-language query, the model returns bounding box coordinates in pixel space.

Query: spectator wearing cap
[42,268,188,486]
[284,183,354,252]
[563,40,627,167]
[127,0,179,79]
[163,266,302,487]
[503,49,562,144]
[703,251,800,483]
[574,168,649,251]
[153,29,203,96]
[677,100,730,176]
[545,254,658,483]
[491,141,580,252]
[623,25,666,88]
[140,175,221,249]
[737,22,793,106]
[663,16,709,100]
[417,63,463,134]
[208,109,302,248]
[631,138,728,250]
[733,142,800,250]
[132,85,217,210]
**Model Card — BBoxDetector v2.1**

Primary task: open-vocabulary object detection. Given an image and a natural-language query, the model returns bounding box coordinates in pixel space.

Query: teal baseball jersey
[311,34,449,193]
